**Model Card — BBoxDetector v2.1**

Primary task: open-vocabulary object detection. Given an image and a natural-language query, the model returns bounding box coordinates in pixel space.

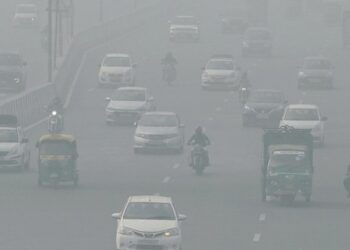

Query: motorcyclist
[161,52,177,83]
[344,164,350,197]
[239,71,251,89]
[187,126,210,166]
[47,96,64,114]
[238,71,251,104]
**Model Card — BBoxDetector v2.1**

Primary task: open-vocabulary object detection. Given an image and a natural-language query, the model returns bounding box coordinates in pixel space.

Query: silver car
[105,87,156,125]
[134,112,185,154]
[298,56,334,89]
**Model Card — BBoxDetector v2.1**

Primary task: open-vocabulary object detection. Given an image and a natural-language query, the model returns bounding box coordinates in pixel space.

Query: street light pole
[48,0,53,82]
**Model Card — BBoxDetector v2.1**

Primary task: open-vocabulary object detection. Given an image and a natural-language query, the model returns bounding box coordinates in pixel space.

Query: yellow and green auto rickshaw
[36,133,78,187]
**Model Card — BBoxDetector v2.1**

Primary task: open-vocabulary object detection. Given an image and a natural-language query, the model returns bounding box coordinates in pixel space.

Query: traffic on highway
[1,0,350,250]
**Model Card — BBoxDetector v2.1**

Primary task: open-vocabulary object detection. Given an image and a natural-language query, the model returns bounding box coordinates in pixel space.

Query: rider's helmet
[195,126,203,134]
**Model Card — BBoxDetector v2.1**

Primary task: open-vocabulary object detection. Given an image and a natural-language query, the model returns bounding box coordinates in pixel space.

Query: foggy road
[1,0,350,250]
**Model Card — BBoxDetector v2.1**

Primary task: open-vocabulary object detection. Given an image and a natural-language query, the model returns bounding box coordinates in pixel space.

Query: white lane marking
[162,176,171,183]
[253,233,261,242]
[24,117,47,132]
[173,163,180,169]
[64,52,88,109]
[259,213,266,222]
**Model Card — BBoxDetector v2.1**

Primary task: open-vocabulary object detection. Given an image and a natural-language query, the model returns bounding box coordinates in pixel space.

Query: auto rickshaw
[36,133,78,187]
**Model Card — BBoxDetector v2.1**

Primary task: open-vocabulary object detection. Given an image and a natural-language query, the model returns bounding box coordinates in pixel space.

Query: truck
[261,126,314,204]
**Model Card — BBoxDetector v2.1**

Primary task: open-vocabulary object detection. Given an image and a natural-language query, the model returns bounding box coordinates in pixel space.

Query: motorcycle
[48,110,64,133]
[162,64,177,85]
[189,144,208,176]
[238,86,250,105]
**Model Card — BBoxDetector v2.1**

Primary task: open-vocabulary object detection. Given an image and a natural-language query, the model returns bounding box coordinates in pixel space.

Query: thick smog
[0,0,350,250]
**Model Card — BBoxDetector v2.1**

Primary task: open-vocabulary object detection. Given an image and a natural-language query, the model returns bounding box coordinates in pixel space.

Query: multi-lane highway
[1,0,350,250]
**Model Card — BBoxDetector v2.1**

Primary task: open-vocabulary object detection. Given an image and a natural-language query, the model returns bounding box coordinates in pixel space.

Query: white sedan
[112,195,186,250]
[105,87,156,125]
[98,53,136,87]
[280,104,327,146]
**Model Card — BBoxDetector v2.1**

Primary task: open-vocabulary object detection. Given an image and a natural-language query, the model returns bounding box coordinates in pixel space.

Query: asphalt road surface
[1,0,350,250]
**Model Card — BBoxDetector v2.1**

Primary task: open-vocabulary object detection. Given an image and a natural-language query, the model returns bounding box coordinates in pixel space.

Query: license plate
[137,240,159,245]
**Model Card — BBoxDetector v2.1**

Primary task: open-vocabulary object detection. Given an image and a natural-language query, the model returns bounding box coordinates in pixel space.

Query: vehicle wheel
[38,177,43,186]
[305,194,311,202]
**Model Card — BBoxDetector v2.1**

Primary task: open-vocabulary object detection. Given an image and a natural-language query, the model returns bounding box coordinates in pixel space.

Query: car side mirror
[105,97,111,102]
[112,212,121,220]
[322,116,328,121]
[178,214,187,221]
[21,138,29,143]
[134,121,138,127]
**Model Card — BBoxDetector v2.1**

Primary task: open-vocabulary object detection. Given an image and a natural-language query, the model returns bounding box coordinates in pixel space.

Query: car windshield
[173,17,197,25]
[246,30,270,40]
[284,108,319,121]
[103,56,130,67]
[17,5,36,14]
[0,129,18,143]
[0,54,21,66]
[123,202,176,220]
[138,114,178,127]
[113,89,146,102]
[304,59,331,70]
[269,151,310,173]
[250,91,283,103]
[39,141,73,155]
[207,60,234,70]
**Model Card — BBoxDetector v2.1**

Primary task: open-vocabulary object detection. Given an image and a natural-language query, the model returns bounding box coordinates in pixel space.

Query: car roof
[210,54,234,60]
[143,111,176,116]
[117,87,146,91]
[286,104,318,109]
[105,53,129,58]
[128,195,172,203]
[254,89,282,93]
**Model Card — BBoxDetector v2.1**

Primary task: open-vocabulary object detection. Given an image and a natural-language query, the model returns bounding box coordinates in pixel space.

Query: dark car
[242,27,272,57]
[0,52,27,92]
[242,89,287,128]
[221,16,248,34]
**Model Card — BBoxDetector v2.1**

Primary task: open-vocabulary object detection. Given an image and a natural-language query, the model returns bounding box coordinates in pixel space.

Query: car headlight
[163,228,179,237]
[8,146,20,157]
[244,105,254,111]
[119,227,134,236]
[135,133,147,139]
[106,107,115,113]
[202,72,209,80]
[14,77,21,83]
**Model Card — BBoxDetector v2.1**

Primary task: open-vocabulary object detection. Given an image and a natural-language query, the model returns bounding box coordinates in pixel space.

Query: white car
[280,104,327,145]
[134,112,185,153]
[0,115,30,170]
[169,16,200,42]
[13,4,38,28]
[112,195,186,250]
[98,53,136,87]
[105,87,156,125]
[201,55,241,90]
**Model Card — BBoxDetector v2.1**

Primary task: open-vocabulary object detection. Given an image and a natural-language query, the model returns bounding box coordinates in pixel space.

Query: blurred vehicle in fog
[0,115,30,171]
[242,89,287,128]
[98,53,136,87]
[12,3,38,28]
[134,112,185,154]
[201,54,241,90]
[112,195,186,250]
[280,104,327,146]
[0,51,27,92]
[219,7,248,34]
[105,87,156,125]
[169,16,200,42]
[297,56,334,89]
[242,27,272,57]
